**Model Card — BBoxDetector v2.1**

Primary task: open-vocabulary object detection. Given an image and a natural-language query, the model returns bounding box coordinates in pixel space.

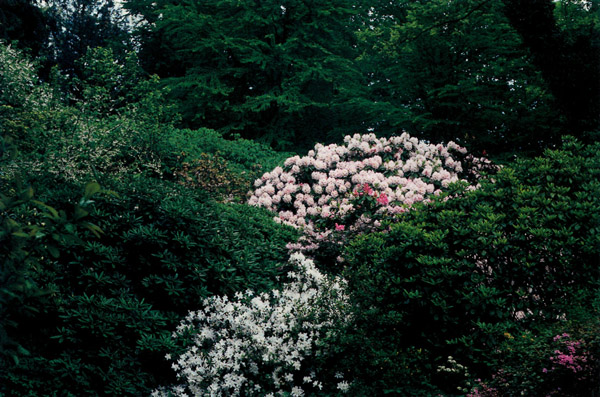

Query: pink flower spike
[335,223,345,231]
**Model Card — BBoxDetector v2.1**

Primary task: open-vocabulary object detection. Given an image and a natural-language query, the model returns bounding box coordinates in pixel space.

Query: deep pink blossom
[377,194,389,206]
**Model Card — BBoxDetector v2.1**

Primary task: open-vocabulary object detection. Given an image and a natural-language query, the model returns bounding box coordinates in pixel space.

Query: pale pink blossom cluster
[249,132,488,257]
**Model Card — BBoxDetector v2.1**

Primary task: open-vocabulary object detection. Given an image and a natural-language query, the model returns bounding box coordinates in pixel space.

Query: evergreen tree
[125,0,371,150]
[44,0,132,78]
[355,0,563,157]
[501,0,600,138]
[0,0,48,56]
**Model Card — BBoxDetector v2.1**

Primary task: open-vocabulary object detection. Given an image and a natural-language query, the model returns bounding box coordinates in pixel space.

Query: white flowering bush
[248,132,491,260]
[153,253,352,396]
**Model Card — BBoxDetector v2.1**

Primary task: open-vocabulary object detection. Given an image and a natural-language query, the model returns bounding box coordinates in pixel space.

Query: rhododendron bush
[338,137,600,394]
[249,132,490,260]
[154,253,352,397]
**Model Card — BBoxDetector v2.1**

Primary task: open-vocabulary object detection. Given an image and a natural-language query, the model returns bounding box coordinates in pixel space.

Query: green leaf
[84,182,102,199]
[34,201,60,220]
[19,187,34,201]
[82,222,104,238]
[48,246,60,258]
[74,205,89,220]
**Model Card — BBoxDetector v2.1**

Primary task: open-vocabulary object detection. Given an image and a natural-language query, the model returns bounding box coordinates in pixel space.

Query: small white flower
[337,380,350,393]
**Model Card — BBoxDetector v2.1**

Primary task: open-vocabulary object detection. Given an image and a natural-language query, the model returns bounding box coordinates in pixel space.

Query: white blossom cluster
[153,253,352,396]
[436,356,473,394]
[248,132,488,257]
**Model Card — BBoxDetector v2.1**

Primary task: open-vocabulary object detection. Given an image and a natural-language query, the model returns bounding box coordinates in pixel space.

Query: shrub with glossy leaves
[0,182,102,367]
[1,175,298,396]
[0,39,301,396]
[339,137,600,394]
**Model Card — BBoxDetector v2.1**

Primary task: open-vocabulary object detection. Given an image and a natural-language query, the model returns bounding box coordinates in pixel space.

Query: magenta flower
[335,223,345,231]
[377,194,389,206]
[362,183,374,196]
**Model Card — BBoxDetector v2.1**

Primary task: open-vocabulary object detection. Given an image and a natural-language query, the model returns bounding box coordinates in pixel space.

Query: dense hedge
[340,137,600,394]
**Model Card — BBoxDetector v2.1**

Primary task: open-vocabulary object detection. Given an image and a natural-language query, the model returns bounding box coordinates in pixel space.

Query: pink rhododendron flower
[248,132,492,259]
[335,223,345,231]
[377,194,389,206]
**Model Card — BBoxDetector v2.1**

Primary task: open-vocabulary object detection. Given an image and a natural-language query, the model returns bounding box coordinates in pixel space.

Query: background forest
[1,0,599,395]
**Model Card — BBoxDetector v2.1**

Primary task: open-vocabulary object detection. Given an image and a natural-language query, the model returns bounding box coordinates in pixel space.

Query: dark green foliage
[168,128,292,178]
[0,42,299,396]
[2,2,600,393]
[356,0,564,156]
[120,0,600,157]
[502,0,600,136]
[0,181,104,366]
[474,311,600,396]
[127,0,369,150]
[0,42,52,157]
[167,128,295,204]
[173,152,256,202]
[0,186,53,366]
[0,0,48,56]
[1,175,298,396]
[340,137,600,393]
[42,0,132,79]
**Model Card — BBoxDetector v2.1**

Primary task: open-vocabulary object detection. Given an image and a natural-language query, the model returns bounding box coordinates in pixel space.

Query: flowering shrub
[468,327,599,397]
[541,333,597,396]
[545,333,590,376]
[467,381,501,397]
[248,132,490,261]
[436,356,474,395]
[154,253,352,396]
[338,138,600,394]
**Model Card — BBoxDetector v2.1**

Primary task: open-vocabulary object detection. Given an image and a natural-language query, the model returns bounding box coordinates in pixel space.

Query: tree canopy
[2,0,597,155]
[126,0,372,150]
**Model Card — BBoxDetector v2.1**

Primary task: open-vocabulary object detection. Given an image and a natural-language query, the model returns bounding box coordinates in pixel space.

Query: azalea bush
[155,253,352,396]
[248,132,493,265]
[469,317,600,397]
